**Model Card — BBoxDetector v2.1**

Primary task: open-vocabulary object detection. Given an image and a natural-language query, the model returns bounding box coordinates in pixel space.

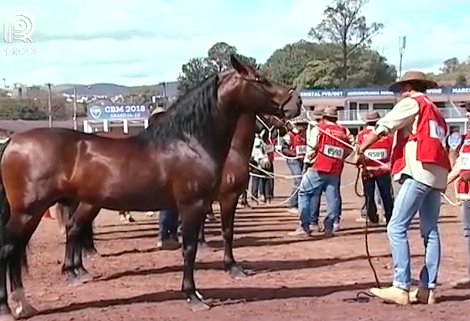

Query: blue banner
[86,104,149,120]
[300,86,470,98]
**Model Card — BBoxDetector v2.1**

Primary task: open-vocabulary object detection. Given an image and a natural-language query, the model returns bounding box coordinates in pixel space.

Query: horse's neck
[231,113,257,158]
[204,107,242,160]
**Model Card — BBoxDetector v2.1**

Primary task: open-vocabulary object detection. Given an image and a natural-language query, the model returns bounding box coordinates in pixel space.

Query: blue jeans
[159,210,179,241]
[286,159,303,208]
[462,201,470,277]
[298,170,340,232]
[310,194,321,224]
[250,176,262,199]
[388,177,441,290]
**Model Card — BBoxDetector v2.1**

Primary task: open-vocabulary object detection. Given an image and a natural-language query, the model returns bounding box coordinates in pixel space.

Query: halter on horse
[0,54,301,319]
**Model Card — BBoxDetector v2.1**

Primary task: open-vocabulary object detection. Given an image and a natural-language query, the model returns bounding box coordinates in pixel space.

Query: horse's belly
[79,185,175,212]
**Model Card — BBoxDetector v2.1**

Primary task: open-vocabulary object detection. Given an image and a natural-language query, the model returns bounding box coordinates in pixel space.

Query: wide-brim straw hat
[151,106,166,115]
[311,106,324,120]
[322,106,338,118]
[389,71,439,93]
[290,111,310,124]
[364,110,381,122]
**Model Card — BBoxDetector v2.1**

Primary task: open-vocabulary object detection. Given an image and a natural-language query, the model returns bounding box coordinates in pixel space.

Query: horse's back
[95,130,130,139]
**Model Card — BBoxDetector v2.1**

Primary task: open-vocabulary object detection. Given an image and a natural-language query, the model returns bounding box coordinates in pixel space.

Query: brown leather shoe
[370,286,410,305]
[409,288,436,304]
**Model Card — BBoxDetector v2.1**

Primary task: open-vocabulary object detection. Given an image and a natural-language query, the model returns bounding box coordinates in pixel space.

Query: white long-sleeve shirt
[373,93,448,190]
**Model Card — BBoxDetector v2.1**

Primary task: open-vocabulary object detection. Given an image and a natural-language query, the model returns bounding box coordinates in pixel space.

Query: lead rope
[257,114,459,299]
[313,125,463,300]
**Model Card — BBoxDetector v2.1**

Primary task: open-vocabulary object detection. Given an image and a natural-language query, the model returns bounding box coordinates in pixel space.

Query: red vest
[313,122,349,175]
[265,136,276,163]
[285,131,306,158]
[390,94,450,175]
[455,133,470,200]
[357,127,393,176]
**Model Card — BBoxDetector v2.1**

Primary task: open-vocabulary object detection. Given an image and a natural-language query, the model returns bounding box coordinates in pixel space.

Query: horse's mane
[135,74,219,145]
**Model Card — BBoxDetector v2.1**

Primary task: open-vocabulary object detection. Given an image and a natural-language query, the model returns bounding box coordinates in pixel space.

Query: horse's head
[222,54,301,120]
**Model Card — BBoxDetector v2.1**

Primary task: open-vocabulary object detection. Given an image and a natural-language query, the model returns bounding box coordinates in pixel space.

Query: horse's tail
[0,139,11,252]
[0,139,23,272]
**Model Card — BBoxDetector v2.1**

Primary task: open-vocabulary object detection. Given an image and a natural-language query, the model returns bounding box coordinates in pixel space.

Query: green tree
[177,57,217,93]
[440,57,460,74]
[177,42,259,94]
[263,41,326,86]
[207,42,237,72]
[427,57,470,85]
[456,74,468,86]
[294,59,340,88]
[308,0,384,85]
[207,42,259,71]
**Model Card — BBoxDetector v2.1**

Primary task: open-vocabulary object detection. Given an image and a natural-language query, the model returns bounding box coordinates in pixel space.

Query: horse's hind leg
[63,203,100,285]
[7,208,46,319]
[198,212,206,246]
[220,193,248,278]
[179,203,210,311]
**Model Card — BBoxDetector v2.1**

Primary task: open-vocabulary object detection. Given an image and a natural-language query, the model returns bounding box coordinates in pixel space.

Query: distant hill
[53,81,179,98]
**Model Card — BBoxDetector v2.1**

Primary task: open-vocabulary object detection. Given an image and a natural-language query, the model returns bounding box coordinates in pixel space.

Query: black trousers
[363,173,394,223]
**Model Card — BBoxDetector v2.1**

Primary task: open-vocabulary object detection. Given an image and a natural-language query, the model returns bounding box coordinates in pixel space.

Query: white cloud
[0,0,469,86]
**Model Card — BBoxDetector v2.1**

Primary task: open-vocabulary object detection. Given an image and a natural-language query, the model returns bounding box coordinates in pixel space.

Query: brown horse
[56,113,286,284]
[198,115,287,276]
[97,130,137,223]
[0,54,301,320]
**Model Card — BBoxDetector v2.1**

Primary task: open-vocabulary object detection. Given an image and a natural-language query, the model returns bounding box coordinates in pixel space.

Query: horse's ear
[231,54,255,77]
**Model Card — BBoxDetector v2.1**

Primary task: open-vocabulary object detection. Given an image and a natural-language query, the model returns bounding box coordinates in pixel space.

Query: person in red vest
[282,117,308,214]
[262,131,276,203]
[356,111,394,225]
[289,106,352,237]
[447,103,470,289]
[356,71,450,305]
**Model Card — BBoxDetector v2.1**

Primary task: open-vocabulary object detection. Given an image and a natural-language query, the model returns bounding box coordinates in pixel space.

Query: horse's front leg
[180,203,210,311]
[220,193,248,278]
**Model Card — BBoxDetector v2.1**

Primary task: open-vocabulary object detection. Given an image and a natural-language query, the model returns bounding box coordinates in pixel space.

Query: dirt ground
[23,160,470,321]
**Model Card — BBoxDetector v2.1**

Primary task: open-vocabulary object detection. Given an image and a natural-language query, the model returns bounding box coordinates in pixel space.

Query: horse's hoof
[127,216,136,223]
[198,241,207,248]
[76,271,94,283]
[65,275,84,287]
[15,303,38,319]
[85,251,101,259]
[0,314,16,321]
[228,265,248,279]
[187,299,211,311]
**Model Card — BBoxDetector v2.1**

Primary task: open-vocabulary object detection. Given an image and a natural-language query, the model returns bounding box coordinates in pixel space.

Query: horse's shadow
[38,282,378,316]
[95,253,417,283]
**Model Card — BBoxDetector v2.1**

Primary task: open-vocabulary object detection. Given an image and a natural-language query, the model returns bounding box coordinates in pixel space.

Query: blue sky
[1,0,469,87]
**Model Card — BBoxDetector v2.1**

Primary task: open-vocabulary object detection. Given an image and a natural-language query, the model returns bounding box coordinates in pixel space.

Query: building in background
[301,85,470,135]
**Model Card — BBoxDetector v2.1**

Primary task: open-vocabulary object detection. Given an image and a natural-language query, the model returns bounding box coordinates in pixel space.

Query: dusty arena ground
[23,160,470,321]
